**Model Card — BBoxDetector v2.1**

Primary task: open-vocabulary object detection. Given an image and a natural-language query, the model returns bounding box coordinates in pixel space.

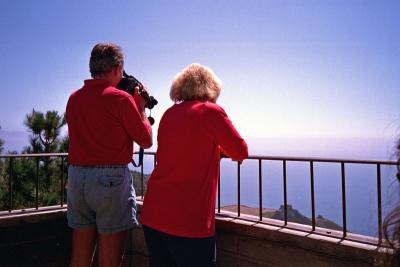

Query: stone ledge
[0,206,67,228]
[215,212,385,267]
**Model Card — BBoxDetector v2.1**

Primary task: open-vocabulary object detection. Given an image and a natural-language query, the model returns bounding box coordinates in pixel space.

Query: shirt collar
[83,79,111,88]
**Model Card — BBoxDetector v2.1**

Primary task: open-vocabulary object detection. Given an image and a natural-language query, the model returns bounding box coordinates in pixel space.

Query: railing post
[376,163,382,245]
[310,161,316,231]
[141,160,144,200]
[8,157,13,212]
[341,162,347,238]
[259,159,263,221]
[36,157,39,210]
[237,161,241,217]
[283,160,287,225]
[60,157,65,207]
[218,162,221,213]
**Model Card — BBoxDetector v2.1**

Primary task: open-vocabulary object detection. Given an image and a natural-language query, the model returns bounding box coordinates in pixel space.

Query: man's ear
[111,66,120,75]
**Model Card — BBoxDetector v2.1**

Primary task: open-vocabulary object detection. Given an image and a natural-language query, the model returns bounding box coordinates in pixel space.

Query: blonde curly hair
[170,63,222,103]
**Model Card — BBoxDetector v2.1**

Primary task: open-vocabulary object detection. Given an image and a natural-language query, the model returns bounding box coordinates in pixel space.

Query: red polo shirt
[141,101,248,238]
[66,79,152,165]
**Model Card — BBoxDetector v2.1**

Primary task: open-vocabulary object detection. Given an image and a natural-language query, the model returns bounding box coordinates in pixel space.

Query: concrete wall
[0,205,388,267]
[215,215,385,267]
[127,202,386,267]
[0,208,71,267]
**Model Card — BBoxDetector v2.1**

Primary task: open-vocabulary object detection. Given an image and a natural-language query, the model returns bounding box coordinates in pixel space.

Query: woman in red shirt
[141,63,248,266]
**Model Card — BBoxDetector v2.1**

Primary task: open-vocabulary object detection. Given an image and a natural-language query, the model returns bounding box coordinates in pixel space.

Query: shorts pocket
[98,175,125,188]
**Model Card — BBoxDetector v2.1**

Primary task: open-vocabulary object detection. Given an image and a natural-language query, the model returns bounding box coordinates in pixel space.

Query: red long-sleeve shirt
[66,79,152,165]
[141,100,248,238]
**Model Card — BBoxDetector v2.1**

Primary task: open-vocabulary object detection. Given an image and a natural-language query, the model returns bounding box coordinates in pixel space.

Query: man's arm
[121,94,153,148]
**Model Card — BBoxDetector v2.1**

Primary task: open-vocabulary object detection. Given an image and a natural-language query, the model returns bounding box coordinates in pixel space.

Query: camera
[117,71,158,110]
[116,71,156,167]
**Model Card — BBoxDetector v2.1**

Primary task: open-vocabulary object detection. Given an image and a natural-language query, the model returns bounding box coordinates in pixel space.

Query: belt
[70,164,127,169]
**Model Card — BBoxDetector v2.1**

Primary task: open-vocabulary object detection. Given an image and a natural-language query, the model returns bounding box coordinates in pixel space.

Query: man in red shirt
[66,43,152,266]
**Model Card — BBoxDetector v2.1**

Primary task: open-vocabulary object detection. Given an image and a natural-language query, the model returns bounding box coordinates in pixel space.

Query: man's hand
[138,86,150,101]
[133,86,146,112]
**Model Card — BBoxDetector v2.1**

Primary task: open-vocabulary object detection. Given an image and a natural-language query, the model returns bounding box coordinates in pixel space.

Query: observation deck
[0,153,394,266]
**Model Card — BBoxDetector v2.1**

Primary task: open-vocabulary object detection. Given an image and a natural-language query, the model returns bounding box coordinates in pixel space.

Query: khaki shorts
[67,165,138,233]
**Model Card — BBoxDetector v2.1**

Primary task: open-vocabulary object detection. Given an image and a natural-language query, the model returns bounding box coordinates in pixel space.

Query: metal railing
[136,152,397,246]
[216,155,397,246]
[0,152,397,246]
[0,153,68,213]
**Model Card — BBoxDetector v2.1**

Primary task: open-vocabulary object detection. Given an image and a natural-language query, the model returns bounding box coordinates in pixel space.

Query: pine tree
[16,110,68,209]
[24,109,67,153]
[0,125,5,210]
[0,125,4,154]
[0,112,69,211]
[58,135,69,153]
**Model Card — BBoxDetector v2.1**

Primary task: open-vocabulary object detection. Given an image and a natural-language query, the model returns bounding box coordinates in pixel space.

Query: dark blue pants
[143,226,216,267]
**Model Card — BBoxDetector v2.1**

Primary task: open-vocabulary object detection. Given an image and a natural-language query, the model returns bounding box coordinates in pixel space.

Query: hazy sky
[0,0,399,155]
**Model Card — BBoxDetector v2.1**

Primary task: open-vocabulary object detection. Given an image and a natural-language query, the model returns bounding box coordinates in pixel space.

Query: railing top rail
[140,151,397,165]
[246,155,398,165]
[0,153,68,158]
[0,152,397,165]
